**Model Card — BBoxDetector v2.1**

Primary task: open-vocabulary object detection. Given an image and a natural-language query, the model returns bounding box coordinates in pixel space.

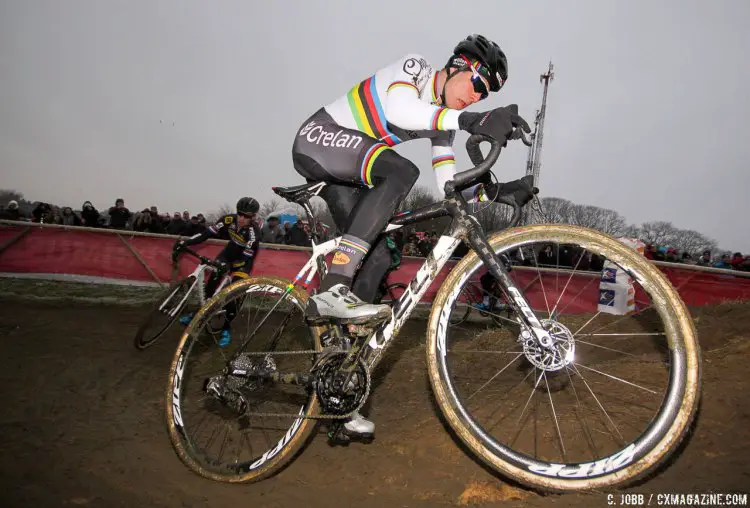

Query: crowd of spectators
[644,245,750,271]
[2,197,749,272]
[0,198,326,247]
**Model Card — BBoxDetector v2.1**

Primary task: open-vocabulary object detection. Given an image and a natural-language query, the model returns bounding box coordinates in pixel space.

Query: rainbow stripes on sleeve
[431,108,449,130]
[347,76,403,146]
[432,154,455,169]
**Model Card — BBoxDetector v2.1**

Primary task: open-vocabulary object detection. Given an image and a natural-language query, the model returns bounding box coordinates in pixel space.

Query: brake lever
[495,194,523,227]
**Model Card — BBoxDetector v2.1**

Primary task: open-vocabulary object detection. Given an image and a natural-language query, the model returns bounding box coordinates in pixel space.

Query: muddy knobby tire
[426,224,701,492]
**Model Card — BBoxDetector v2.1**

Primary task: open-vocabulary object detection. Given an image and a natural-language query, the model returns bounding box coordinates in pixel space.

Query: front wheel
[134,276,196,350]
[426,224,701,492]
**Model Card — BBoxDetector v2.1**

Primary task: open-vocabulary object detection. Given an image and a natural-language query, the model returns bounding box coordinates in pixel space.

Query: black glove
[458,104,531,145]
[483,175,538,205]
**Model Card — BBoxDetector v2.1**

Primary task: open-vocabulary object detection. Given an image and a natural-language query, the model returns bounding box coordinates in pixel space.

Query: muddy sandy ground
[0,298,748,507]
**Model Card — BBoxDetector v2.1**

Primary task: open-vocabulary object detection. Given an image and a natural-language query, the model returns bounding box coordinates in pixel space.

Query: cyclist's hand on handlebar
[458,104,531,145]
[172,240,186,258]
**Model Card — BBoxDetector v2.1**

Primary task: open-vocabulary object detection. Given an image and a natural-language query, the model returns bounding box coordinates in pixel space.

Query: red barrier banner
[1,222,749,311]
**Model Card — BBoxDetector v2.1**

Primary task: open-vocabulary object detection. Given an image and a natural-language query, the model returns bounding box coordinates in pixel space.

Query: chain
[238,349,321,356]
[232,349,371,421]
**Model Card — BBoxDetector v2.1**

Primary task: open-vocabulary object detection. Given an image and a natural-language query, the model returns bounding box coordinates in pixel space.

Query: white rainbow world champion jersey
[324,53,488,201]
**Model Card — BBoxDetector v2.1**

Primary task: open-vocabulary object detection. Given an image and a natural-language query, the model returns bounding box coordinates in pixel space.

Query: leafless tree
[537,197,627,236]
[669,229,718,255]
[397,184,438,213]
[206,203,234,224]
[538,197,574,224]
[637,221,678,246]
[0,189,24,203]
[260,198,283,218]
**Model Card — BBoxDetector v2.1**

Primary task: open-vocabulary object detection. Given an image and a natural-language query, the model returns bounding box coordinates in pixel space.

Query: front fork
[453,194,556,349]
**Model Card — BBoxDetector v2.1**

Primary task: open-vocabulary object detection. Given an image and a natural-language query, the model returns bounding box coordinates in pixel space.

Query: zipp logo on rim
[244,284,300,306]
[248,408,306,471]
[528,444,637,478]
[172,351,187,428]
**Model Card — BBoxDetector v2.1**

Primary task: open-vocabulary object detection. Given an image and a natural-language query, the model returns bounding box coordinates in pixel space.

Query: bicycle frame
[282,188,553,371]
[165,254,230,318]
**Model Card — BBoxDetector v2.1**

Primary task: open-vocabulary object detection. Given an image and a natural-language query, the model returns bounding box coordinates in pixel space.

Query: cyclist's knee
[371,150,419,189]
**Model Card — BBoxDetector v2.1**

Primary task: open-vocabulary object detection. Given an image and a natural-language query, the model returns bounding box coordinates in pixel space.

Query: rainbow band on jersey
[387,81,419,93]
[347,76,403,147]
[432,154,455,169]
[360,143,390,186]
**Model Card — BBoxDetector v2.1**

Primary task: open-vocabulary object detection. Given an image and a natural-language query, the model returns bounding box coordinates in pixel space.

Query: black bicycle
[166,133,701,493]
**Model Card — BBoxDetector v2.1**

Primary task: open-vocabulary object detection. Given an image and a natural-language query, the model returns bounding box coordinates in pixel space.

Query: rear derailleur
[204,353,278,415]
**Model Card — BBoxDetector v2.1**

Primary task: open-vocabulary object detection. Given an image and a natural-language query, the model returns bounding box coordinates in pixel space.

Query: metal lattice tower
[524,61,554,224]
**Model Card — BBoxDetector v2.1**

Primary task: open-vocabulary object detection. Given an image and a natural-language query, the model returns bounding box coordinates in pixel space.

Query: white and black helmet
[451,34,508,91]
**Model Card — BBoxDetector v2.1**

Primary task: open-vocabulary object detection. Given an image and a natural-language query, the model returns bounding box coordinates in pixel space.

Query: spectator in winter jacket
[713,254,732,269]
[538,244,556,266]
[730,252,745,270]
[182,216,206,237]
[147,206,165,234]
[0,200,25,221]
[681,252,697,265]
[132,209,152,232]
[108,198,131,229]
[32,202,53,223]
[60,207,82,226]
[697,250,712,266]
[81,201,101,227]
[287,220,310,246]
[166,212,186,235]
[260,216,285,244]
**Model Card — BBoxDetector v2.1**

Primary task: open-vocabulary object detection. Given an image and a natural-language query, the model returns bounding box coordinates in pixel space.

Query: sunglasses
[459,54,490,100]
[238,212,256,219]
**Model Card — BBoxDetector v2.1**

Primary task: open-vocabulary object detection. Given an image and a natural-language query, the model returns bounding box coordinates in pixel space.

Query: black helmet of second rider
[236,197,259,216]
[447,34,508,93]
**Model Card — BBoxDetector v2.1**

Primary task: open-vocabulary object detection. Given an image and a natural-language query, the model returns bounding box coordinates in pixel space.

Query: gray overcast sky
[1,1,749,250]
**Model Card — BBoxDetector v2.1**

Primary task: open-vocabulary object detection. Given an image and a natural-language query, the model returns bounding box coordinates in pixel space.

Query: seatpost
[299,199,320,244]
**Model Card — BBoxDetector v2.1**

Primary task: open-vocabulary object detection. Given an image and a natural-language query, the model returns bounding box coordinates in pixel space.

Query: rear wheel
[427,224,701,492]
[134,276,196,350]
[166,276,323,483]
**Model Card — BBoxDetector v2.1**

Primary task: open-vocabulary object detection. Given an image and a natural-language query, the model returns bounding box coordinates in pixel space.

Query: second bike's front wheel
[426,224,701,492]
[134,276,196,350]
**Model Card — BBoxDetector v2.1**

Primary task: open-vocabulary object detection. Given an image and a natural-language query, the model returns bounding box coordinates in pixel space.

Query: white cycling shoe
[343,411,375,439]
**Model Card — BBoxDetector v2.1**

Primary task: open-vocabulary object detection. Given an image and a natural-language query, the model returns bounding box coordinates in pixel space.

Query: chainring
[313,352,369,416]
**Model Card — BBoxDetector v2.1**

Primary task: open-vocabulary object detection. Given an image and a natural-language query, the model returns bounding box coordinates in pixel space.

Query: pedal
[327,422,374,446]
[327,423,352,446]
